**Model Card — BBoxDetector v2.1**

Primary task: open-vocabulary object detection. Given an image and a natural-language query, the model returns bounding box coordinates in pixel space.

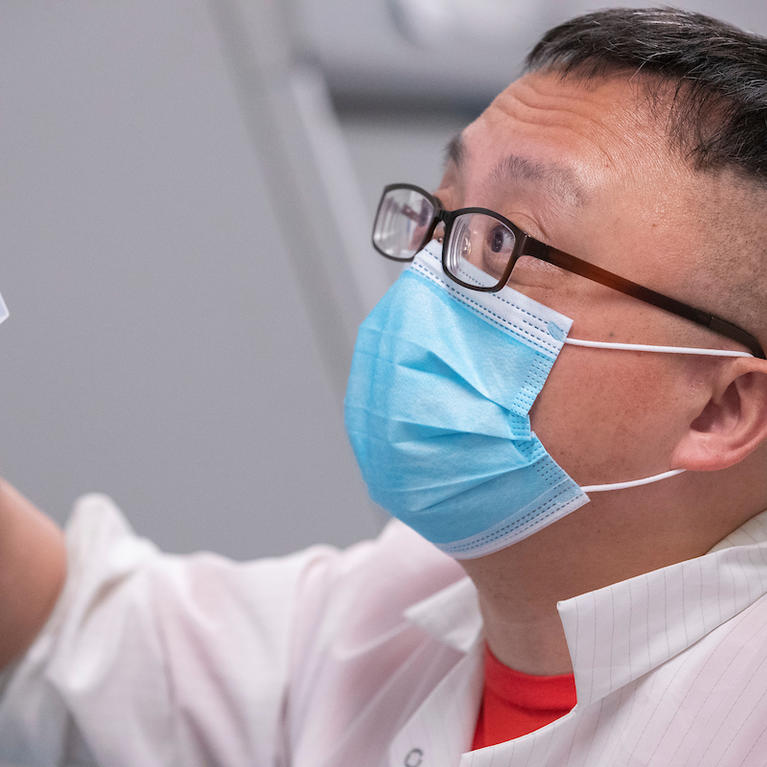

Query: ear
[670,358,767,472]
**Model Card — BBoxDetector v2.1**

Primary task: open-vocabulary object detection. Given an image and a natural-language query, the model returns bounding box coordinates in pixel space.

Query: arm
[0,478,67,670]
[0,491,342,766]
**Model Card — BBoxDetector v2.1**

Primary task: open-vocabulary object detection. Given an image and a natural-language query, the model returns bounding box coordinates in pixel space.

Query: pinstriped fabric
[452,517,767,767]
[560,544,767,707]
[458,602,767,767]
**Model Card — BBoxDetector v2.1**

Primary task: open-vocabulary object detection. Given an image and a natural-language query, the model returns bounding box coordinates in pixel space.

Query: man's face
[433,71,736,487]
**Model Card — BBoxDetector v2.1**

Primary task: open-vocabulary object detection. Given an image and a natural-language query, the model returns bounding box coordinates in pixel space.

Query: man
[3,6,767,766]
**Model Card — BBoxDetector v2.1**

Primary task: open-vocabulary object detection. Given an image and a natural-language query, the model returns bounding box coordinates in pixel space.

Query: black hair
[526,7,767,183]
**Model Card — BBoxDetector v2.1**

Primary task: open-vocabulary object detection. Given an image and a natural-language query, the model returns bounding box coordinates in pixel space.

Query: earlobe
[671,360,767,472]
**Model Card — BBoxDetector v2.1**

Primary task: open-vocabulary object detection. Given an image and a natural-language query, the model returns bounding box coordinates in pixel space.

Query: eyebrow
[444,133,466,168]
[443,132,588,208]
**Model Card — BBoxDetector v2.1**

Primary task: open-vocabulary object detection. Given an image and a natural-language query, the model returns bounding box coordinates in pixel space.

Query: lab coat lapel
[388,635,484,767]
[403,578,482,653]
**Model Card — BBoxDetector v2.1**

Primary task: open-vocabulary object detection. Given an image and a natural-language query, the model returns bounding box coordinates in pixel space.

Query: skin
[438,70,767,675]
[0,479,66,669]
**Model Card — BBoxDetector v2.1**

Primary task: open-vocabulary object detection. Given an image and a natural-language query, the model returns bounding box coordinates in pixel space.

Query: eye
[487,224,514,254]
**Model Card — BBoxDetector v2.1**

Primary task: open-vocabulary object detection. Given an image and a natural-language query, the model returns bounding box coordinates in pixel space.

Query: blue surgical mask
[344,241,749,559]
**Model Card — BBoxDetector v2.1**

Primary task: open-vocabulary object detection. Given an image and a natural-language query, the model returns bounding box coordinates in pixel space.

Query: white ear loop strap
[565,337,752,357]
[0,292,8,326]
[581,468,686,493]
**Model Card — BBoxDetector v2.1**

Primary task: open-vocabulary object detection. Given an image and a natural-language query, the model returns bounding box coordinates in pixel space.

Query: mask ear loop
[581,468,686,493]
[0,292,8,326]
[564,338,752,357]
[566,337,754,493]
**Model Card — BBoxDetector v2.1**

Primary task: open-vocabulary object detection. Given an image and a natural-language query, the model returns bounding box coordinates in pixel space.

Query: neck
[462,518,585,676]
[474,570,573,677]
[460,477,761,676]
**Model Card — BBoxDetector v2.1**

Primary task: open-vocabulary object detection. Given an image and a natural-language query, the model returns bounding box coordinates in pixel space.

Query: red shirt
[472,643,577,750]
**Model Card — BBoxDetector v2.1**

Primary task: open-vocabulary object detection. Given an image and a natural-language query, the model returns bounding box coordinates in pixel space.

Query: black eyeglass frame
[372,183,765,359]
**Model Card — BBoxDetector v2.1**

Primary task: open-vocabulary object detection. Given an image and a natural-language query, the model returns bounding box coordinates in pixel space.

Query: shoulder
[290,518,467,647]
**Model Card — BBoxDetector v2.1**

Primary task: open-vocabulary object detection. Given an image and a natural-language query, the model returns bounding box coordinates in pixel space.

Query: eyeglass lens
[373,187,517,288]
[444,213,516,289]
[373,188,436,261]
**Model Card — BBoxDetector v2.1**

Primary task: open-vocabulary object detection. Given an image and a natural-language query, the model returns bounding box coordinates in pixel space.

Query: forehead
[459,72,678,200]
[451,71,704,282]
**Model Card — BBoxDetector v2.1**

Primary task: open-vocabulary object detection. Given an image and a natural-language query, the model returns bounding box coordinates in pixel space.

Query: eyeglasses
[371,183,765,359]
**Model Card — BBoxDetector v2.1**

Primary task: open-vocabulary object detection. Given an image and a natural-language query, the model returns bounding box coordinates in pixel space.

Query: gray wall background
[2,0,766,558]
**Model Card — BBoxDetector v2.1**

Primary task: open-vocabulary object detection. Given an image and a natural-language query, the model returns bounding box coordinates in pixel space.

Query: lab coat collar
[403,509,767,706]
[403,577,483,653]
[559,508,767,706]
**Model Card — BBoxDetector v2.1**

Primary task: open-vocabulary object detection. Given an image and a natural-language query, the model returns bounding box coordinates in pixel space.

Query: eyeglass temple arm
[524,240,765,359]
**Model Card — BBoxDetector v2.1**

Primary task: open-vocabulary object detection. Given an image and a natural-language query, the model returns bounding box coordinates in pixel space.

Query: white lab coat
[2,493,767,766]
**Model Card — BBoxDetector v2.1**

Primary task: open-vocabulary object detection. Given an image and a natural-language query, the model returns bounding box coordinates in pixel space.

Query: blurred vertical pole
[206,0,391,401]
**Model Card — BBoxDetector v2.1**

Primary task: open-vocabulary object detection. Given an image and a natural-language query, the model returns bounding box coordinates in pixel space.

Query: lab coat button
[404,748,423,766]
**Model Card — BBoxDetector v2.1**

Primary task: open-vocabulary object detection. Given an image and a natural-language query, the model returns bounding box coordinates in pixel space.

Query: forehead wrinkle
[505,77,673,179]
[512,76,629,134]
[488,153,588,208]
[496,90,621,169]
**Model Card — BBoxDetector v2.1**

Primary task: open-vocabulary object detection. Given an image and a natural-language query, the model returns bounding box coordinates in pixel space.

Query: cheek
[529,348,683,483]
